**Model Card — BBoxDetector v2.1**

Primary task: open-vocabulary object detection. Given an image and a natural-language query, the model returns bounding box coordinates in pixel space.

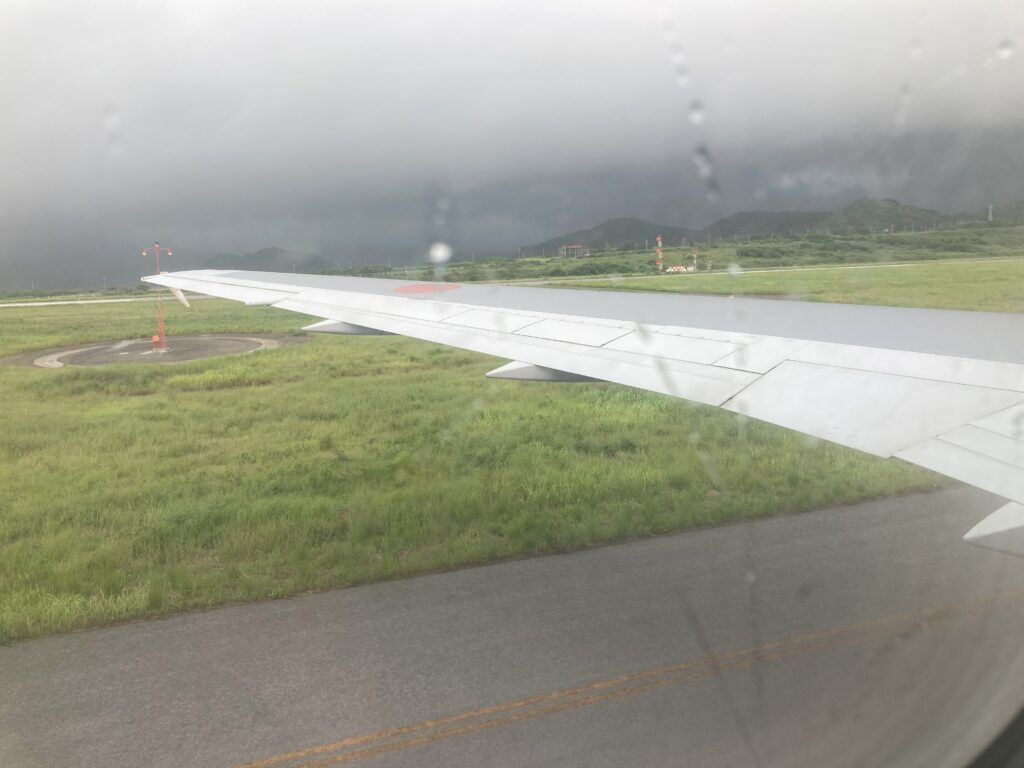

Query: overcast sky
[2,0,1022,287]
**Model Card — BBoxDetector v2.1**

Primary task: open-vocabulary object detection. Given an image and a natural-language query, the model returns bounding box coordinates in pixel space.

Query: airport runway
[3,486,1024,768]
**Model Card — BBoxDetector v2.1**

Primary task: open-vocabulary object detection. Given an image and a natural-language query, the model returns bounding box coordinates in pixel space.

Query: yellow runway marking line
[235,589,1024,768]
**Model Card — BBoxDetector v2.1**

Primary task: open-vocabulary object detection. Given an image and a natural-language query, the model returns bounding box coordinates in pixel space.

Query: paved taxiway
[3,486,1024,768]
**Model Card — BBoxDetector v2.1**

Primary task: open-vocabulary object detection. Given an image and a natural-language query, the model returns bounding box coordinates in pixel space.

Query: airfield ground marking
[235,588,1024,768]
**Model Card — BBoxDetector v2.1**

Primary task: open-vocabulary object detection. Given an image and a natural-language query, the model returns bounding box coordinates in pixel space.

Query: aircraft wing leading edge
[143,269,1024,557]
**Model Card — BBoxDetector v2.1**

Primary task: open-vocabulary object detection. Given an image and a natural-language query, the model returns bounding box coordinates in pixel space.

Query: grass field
[561,258,1024,313]
[7,263,1008,643]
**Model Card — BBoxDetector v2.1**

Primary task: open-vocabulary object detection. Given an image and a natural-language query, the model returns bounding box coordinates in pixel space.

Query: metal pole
[142,242,172,350]
[156,248,166,349]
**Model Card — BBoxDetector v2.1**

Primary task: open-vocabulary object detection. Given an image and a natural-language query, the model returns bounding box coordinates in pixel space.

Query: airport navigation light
[141,242,173,351]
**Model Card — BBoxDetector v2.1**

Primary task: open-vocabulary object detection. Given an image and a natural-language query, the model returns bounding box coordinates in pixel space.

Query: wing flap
[513,318,632,347]
[724,361,1024,457]
[897,438,1024,502]
[604,331,739,365]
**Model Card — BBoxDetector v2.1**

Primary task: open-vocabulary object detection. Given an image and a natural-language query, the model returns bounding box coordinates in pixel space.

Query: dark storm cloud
[1,0,1022,287]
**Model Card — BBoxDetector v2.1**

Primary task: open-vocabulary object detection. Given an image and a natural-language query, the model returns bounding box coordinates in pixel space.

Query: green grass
[0,286,151,303]
[0,298,943,643]
[560,258,1024,312]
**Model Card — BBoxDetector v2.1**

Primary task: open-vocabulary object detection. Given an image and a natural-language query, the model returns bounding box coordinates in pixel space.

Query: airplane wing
[143,269,1024,557]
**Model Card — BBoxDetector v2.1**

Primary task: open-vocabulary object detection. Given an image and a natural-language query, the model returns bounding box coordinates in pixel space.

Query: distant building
[558,244,587,258]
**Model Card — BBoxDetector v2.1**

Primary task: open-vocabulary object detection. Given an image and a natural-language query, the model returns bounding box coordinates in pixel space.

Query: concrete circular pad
[9,334,285,368]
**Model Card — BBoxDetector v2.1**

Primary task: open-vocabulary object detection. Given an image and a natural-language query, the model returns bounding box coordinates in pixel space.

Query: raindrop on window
[661,19,690,89]
[893,84,912,131]
[102,104,125,158]
[691,145,721,203]
[996,39,1015,61]
[428,242,452,265]
[688,100,705,125]
[692,146,713,179]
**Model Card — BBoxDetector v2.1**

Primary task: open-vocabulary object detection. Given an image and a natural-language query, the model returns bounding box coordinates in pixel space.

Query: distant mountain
[523,217,699,255]
[828,198,947,232]
[702,210,831,238]
[204,247,333,272]
[524,198,973,252]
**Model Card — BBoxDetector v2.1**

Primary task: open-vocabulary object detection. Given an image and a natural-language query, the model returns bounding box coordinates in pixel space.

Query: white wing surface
[143,269,1024,556]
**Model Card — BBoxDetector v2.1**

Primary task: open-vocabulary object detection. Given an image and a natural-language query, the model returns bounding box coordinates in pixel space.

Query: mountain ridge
[522,197,1021,255]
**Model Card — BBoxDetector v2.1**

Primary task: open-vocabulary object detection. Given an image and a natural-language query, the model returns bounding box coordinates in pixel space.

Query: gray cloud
[1,0,1022,287]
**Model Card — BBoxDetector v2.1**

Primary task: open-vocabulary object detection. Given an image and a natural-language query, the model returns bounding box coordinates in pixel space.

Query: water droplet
[688,100,704,125]
[633,320,652,339]
[661,19,690,89]
[893,83,911,131]
[436,196,451,211]
[909,39,923,58]
[102,104,124,158]
[102,107,122,130]
[691,145,721,202]
[753,186,767,201]
[654,357,678,396]
[996,39,1015,61]
[727,262,742,277]
[427,242,452,265]
[691,146,713,179]
[745,571,757,584]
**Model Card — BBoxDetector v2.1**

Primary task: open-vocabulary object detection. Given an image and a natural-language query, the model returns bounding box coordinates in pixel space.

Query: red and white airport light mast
[141,242,172,350]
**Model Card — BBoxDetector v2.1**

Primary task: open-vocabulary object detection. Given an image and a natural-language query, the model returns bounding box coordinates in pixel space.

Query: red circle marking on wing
[393,283,461,294]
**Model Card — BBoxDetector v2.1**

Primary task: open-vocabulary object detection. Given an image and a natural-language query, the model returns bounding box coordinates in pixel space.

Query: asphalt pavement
[3,485,1024,768]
